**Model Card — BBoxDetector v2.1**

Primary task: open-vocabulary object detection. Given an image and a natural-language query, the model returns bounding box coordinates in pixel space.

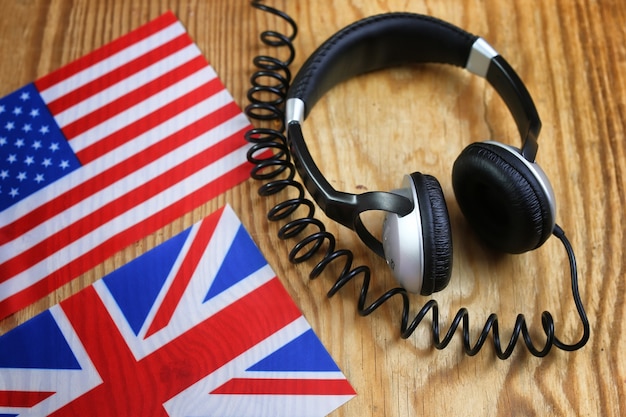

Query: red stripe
[144,212,222,338]
[0,390,55,407]
[46,33,194,117]
[0,123,246,281]
[76,73,223,163]
[0,156,251,319]
[211,378,356,396]
[51,276,300,416]
[0,78,230,247]
[61,54,207,141]
[34,12,179,91]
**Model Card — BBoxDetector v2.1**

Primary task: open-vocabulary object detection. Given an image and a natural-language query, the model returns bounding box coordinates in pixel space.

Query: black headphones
[284,13,557,295]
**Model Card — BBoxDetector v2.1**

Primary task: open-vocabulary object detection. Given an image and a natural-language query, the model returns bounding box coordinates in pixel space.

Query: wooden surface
[0,0,624,416]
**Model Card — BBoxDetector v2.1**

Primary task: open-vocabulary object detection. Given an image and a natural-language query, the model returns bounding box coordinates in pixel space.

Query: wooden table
[1,1,624,416]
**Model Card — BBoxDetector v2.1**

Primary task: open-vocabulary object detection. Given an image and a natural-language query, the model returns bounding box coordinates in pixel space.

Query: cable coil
[244,0,589,359]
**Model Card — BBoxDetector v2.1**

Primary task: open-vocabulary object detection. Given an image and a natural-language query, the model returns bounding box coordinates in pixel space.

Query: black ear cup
[411,173,453,295]
[452,142,555,253]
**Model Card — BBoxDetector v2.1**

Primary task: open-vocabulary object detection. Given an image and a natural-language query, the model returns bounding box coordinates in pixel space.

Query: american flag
[0,12,252,319]
[0,205,355,416]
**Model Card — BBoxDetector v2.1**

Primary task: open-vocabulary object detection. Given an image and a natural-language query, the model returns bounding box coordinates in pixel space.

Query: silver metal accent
[285,98,305,125]
[382,176,424,294]
[466,38,499,78]
[485,140,557,226]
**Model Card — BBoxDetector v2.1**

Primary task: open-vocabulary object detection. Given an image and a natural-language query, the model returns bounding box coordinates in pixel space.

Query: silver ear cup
[382,175,425,294]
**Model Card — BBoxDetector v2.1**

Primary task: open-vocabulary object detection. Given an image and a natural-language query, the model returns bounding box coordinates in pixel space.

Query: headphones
[284,13,557,295]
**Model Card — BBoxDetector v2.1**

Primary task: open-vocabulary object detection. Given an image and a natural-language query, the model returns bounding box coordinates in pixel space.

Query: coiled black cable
[244,0,589,359]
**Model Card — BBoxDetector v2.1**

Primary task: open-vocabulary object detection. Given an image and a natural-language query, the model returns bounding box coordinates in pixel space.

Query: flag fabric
[0,12,253,319]
[0,205,355,416]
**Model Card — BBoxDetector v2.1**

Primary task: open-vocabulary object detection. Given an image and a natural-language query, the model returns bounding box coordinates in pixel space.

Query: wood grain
[0,0,624,416]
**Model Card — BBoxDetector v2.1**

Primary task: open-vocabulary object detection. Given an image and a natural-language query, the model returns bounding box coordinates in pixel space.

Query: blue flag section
[0,310,80,370]
[248,329,341,373]
[204,224,268,302]
[0,84,80,211]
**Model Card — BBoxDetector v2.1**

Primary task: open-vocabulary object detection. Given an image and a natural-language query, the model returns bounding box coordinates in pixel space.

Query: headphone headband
[285,13,542,256]
[288,13,476,110]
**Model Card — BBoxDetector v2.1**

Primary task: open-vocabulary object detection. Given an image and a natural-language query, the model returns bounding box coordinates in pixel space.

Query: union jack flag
[0,205,355,416]
[0,12,252,319]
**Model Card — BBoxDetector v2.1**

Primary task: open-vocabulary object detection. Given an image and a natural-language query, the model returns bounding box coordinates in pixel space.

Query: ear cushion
[451,142,554,253]
[411,173,453,295]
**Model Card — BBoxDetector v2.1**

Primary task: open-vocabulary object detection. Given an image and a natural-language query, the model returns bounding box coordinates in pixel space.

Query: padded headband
[284,13,542,257]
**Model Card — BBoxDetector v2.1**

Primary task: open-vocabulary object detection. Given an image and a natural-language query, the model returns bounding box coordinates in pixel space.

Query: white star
[24,155,35,166]
[59,160,70,169]
[20,91,30,101]
[0,104,5,114]
[39,125,50,135]
[30,108,40,117]
[9,188,19,198]
[13,107,22,116]
[7,154,17,163]
[14,138,25,148]
[32,140,42,150]
[16,172,27,181]
[5,121,15,131]
[34,173,45,183]
[22,124,32,133]
[0,170,8,179]
[0,137,6,146]
[42,158,52,167]
[49,142,59,152]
